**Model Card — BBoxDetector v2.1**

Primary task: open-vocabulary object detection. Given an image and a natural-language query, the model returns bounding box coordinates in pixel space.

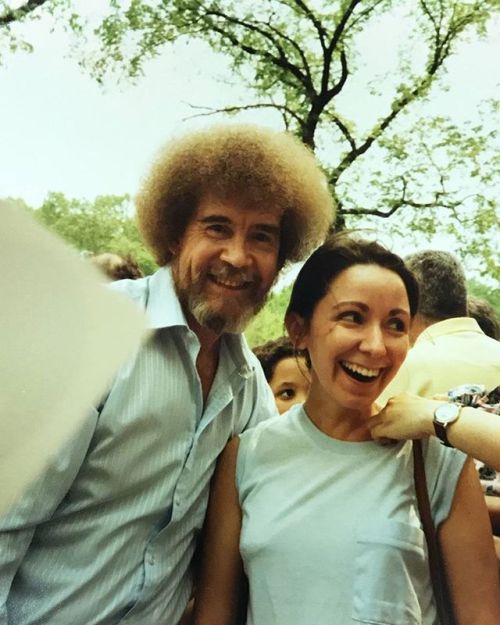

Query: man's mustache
[207,262,257,284]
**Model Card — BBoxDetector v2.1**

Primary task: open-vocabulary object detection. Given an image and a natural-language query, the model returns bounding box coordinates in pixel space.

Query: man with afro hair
[0,124,334,625]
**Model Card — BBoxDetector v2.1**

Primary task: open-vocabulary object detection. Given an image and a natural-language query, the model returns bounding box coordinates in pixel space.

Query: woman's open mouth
[340,361,382,383]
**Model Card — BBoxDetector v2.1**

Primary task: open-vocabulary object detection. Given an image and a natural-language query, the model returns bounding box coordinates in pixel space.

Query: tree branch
[0,0,49,26]
[289,0,328,51]
[181,102,304,127]
[325,48,348,99]
[346,0,387,31]
[202,8,313,93]
[321,0,361,94]
[326,0,363,57]
[262,16,313,88]
[330,17,459,186]
[340,177,466,218]
[327,113,357,151]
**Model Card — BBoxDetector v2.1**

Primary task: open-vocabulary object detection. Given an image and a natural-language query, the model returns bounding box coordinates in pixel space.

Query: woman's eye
[388,318,407,332]
[339,311,363,323]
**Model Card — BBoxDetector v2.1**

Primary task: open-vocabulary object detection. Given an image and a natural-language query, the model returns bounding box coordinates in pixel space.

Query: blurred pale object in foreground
[0,201,146,515]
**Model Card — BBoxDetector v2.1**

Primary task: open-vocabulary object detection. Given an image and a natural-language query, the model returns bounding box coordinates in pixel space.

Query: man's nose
[220,237,251,268]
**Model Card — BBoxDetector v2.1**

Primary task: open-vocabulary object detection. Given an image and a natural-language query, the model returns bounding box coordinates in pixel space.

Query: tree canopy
[20,191,157,275]
[0,0,60,56]
[2,1,499,279]
[72,0,499,279]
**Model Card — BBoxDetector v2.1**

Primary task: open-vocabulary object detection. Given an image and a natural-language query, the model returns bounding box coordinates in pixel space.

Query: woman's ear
[285,312,308,350]
[169,240,180,257]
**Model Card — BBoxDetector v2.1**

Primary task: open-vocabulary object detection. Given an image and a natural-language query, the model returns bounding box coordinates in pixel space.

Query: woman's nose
[360,325,387,356]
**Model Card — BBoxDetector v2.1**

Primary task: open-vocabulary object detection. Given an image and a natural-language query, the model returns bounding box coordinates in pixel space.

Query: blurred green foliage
[23,191,158,276]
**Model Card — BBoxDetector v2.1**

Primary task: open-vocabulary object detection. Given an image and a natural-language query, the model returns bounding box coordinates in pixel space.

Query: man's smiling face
[171,195,281,336]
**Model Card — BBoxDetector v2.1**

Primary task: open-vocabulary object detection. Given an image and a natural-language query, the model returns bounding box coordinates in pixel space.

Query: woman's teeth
[341,361,380,382]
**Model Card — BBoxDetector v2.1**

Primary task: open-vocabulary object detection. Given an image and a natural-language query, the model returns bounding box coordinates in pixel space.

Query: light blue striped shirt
[1,266,277,625]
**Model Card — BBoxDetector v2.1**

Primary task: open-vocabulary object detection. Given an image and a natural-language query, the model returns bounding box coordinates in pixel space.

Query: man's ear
[285,312,308,350]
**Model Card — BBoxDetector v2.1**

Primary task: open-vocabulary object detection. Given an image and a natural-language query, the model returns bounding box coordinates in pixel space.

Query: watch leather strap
[433,403,462,448]
[433,420,453,448]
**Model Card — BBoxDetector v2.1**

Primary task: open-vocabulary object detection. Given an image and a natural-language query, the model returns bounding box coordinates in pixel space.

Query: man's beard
[172,262,270,335]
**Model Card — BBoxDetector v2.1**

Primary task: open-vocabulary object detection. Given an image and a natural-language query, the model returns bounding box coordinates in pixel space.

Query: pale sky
[1,2,498,208]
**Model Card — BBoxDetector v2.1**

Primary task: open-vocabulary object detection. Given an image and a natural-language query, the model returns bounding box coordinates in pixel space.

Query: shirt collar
[145,266,187,330]
[415,317,483,344]
[223,333,254,379]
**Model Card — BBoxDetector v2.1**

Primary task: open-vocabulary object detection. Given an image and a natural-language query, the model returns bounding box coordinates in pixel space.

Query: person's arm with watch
[369,385,500,582]
[368,385,500,471]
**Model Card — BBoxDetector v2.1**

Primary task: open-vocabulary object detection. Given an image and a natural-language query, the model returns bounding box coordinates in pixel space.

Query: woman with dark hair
[193,235,500,625]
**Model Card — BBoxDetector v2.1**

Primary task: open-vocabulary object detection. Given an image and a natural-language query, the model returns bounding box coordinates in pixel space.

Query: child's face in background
[269,356,310,414]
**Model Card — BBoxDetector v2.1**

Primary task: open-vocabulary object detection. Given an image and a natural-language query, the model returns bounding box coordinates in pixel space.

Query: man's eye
[206,224,230,237]
[252,231,278,247]
[276,388,295,400]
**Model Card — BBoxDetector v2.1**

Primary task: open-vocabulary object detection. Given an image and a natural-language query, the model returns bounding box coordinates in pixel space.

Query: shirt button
[147,553,155,566]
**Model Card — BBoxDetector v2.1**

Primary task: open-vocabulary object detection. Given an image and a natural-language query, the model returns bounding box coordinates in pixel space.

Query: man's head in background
[468,295,499,340]
[405,250,467,344]
[91,253,143,281]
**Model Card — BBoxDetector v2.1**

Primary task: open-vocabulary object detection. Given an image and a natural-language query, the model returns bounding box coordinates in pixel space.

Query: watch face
[434,403,460,425]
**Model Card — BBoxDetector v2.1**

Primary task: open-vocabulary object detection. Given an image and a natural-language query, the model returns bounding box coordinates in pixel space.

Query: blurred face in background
[269,355,311,414]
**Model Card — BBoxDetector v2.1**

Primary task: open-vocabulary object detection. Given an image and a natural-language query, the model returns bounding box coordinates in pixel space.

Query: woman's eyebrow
[331,301,369,312]
[389,307,410,316]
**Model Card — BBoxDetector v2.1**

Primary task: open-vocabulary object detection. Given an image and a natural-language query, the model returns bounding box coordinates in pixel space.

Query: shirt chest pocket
[352,521,428,625]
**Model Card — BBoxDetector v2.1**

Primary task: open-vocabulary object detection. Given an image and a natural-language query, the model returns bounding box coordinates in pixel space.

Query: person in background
[193,235,500,625]
[253,336,310,414]
[467,295,499,340]
[91,252,144,281]
[378,250,500,403]
[377,250,500,567]
[0,123,334,625]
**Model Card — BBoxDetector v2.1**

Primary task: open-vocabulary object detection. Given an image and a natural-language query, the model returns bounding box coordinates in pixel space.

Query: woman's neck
[304,394,377,441]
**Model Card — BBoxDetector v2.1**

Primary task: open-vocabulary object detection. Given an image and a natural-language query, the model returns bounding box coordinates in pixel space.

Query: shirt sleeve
[423,437,467,528]
[0,409,97,621]
[244,355,279,431]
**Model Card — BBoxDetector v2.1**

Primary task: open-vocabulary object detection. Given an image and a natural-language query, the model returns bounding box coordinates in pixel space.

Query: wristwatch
[433,402,462,447]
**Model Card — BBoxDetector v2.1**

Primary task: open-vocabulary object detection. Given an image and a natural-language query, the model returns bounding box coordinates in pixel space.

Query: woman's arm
[486,496,500,535]
[439,457,500,625]
[368,393,500,470]
[193,437,246,625]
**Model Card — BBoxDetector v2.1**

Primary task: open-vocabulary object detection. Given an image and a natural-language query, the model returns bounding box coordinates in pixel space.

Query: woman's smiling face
[296,263,411,413]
